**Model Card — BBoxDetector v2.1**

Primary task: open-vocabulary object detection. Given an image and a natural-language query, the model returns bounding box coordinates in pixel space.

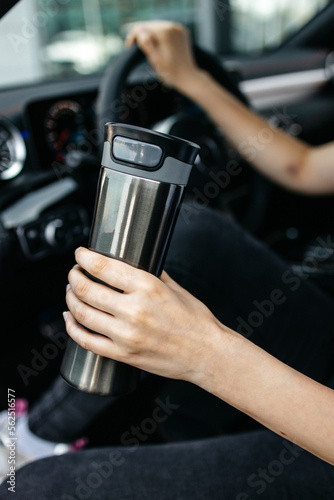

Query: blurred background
[0,0,330,89]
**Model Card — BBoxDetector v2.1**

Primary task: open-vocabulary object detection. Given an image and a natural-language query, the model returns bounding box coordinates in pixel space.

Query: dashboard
[0,80,100,262]
[0,75,187,182]
[0,73,197,264]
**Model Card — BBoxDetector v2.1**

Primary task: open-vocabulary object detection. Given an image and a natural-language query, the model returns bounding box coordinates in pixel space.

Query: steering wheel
[97,44,258,216]
[97,43,248,127]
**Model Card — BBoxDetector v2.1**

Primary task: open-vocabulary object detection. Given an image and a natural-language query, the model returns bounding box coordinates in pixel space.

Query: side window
[0,0,198,88]
[42,0,198,77]
[229,0,331,55]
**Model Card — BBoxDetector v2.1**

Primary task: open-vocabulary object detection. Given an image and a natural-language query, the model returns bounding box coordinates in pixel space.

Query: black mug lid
[104,122,200,171]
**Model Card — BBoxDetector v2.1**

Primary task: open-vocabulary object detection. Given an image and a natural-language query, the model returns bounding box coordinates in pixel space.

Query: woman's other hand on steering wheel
[125,21,201,93]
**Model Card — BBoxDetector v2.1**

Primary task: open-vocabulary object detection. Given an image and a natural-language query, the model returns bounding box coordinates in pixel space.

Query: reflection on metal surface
[90,168,183,275]
[61,337,139,395]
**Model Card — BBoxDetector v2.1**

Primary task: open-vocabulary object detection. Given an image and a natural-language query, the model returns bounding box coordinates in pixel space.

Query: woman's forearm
[197,323,334,465]
[177,69,312,192]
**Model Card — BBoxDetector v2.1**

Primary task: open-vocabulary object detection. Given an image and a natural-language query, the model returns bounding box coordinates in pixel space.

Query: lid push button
[113,136,163,169]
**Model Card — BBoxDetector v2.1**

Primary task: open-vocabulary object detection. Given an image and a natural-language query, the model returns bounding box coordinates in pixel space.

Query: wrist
[173,68,211,98]
[188,319,239,392]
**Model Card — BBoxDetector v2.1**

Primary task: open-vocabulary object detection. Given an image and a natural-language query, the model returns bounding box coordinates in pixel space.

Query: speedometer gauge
[0,117,26,180]
[45,100,85,161]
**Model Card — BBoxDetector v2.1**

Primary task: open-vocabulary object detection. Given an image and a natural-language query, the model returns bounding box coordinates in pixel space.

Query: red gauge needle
[56,129,70,150]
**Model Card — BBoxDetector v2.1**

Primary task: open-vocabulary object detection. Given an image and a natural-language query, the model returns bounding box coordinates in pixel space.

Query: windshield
[0,0,331,90]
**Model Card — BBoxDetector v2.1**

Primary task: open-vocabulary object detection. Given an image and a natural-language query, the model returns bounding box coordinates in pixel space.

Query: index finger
[74,247,143,293]
[125,23,149,48]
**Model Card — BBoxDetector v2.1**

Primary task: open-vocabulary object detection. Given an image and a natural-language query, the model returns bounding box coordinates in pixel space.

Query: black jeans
[3,205,334,498]
[2,431,334,500]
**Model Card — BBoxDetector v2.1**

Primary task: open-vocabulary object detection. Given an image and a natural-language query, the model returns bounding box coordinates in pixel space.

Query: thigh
[4,430,334,500]
[166,204,334,383]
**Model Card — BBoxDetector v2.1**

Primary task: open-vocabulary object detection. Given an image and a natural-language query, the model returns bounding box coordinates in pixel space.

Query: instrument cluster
[26,91,98,172]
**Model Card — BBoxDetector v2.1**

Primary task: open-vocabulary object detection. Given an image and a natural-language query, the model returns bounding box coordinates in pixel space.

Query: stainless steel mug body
[61,123,199,395]
[90,168,184,275]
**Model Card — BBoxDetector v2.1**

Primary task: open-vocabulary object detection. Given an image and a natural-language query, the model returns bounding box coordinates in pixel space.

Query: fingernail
[66,284,71,293]
[63,311,69,322]
[75,247,82,255]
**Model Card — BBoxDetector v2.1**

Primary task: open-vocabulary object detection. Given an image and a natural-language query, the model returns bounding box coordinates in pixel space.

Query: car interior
[1,0,334,445]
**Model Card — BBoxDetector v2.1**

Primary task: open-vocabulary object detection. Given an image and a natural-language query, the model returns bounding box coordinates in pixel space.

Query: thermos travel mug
[61,123,200,395]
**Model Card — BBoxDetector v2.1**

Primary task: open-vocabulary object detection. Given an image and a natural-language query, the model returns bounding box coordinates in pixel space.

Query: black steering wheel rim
[97,43,249,133]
